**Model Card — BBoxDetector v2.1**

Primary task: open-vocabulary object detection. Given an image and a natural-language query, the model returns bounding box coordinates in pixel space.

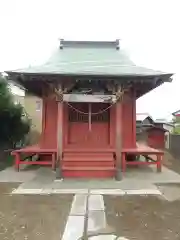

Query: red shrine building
[7,40,173,179]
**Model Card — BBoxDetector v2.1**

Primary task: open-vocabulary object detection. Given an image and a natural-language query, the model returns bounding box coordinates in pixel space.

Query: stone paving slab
[11,188,163,196]
[70,194,87,215]
[62,215,85,240]
[90,189,125,195]
[12,188,43,194]
[89,236,129,239]
[125,189,162,195]
[52,189,88,194]
[88,210,107,232]
[12,188,89,195]
[89,195,105,211]
[62,192,129,240]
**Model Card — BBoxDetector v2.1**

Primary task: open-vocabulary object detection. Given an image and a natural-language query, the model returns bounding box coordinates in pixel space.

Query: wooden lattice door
[68,103,110,147]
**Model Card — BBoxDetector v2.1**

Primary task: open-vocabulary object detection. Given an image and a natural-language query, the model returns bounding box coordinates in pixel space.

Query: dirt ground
[103,152,180,240]
[0,183,73,240]
[163,151,180,175]
[104,194,180,240]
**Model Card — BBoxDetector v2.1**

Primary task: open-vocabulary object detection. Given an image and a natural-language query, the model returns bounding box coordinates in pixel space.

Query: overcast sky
[0,0,179,120]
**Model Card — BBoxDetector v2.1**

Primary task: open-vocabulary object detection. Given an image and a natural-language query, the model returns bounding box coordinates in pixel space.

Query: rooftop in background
[136,113,154,122]
[172,110,180,117]
[155,119,174,127]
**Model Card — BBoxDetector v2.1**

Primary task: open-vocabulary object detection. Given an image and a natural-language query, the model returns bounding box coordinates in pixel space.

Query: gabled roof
[136,113,154,122]
[172,110,180,116]
[155,119,174,127]
[146,126,168,132]
[6,40,173,79]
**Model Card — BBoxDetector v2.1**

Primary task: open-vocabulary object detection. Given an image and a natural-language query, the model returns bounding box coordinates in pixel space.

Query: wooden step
[63,156,114,161]
[62,161,114,167]
[62,166,115,171]
[62,151,115,178]
[63,171,115,178]
[64,148,115,153]
[63,152,114,157]
[62,166,115,178]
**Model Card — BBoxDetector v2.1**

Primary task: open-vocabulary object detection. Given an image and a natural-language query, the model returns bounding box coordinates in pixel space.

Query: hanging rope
[65,85,127,115]
[66,101,115,115]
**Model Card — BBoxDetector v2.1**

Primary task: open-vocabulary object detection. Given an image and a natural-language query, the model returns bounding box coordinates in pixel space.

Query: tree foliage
[172,116,180,135]
[0,75,30,148]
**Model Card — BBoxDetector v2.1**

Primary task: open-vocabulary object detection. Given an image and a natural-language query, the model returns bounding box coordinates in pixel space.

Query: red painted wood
[126,161,157,165]
[12,146,57,171]
[63,171,115,178]
[57,100,63,161]
[121,142,163,173]
[147,128,165,149]
[64,103,68,146]
[40,98,46,146]
[122,144,163,153]
[62,151,115,177]
[132,89,137,147]
[67,103,110,148]
[115,100,122,173]
[110,105,115,147]
[121,94,135,148]
[19,161,53,165]
[63,161,114,167]
[42,99,58,149]
[12,145,57,153]
[13,90,138,178]
[64,148,115,152]
[63,155,113,160]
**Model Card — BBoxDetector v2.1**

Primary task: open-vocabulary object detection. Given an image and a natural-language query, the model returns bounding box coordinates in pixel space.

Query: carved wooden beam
[63,81,76,93]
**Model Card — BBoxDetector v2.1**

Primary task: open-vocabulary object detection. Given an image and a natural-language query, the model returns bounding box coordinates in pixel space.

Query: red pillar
[115,100,122,180]
[132,89,136,147]
[40,98,46,147]
[56,100,63,178]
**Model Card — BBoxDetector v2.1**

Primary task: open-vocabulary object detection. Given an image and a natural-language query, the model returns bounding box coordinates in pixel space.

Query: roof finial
[59,39,64,49]
[116,39,120,50]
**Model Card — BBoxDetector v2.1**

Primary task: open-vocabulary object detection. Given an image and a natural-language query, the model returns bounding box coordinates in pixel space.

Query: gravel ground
[104,194,180,240]
[0,183,73,240]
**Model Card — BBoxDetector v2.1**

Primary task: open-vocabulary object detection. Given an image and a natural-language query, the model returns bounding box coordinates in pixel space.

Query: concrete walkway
[62,191,129,239]
[1,165,180,201]
[9,165,180,198]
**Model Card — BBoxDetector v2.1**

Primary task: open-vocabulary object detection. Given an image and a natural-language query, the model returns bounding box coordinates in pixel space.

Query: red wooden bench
[11,144,57,171]
[121,143,163,173]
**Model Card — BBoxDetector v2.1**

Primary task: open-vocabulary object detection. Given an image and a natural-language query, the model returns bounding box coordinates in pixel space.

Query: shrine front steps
[62,152,115,178]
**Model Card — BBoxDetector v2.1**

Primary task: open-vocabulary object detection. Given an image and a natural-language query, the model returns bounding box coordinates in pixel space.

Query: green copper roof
[7,40,172,79]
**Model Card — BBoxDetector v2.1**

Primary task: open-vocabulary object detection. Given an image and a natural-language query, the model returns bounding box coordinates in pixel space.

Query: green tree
[0,75,30,148]
[172,116,180,134]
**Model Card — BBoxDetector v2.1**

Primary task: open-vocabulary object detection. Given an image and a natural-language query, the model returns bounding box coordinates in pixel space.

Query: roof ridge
[59,39,120,49]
